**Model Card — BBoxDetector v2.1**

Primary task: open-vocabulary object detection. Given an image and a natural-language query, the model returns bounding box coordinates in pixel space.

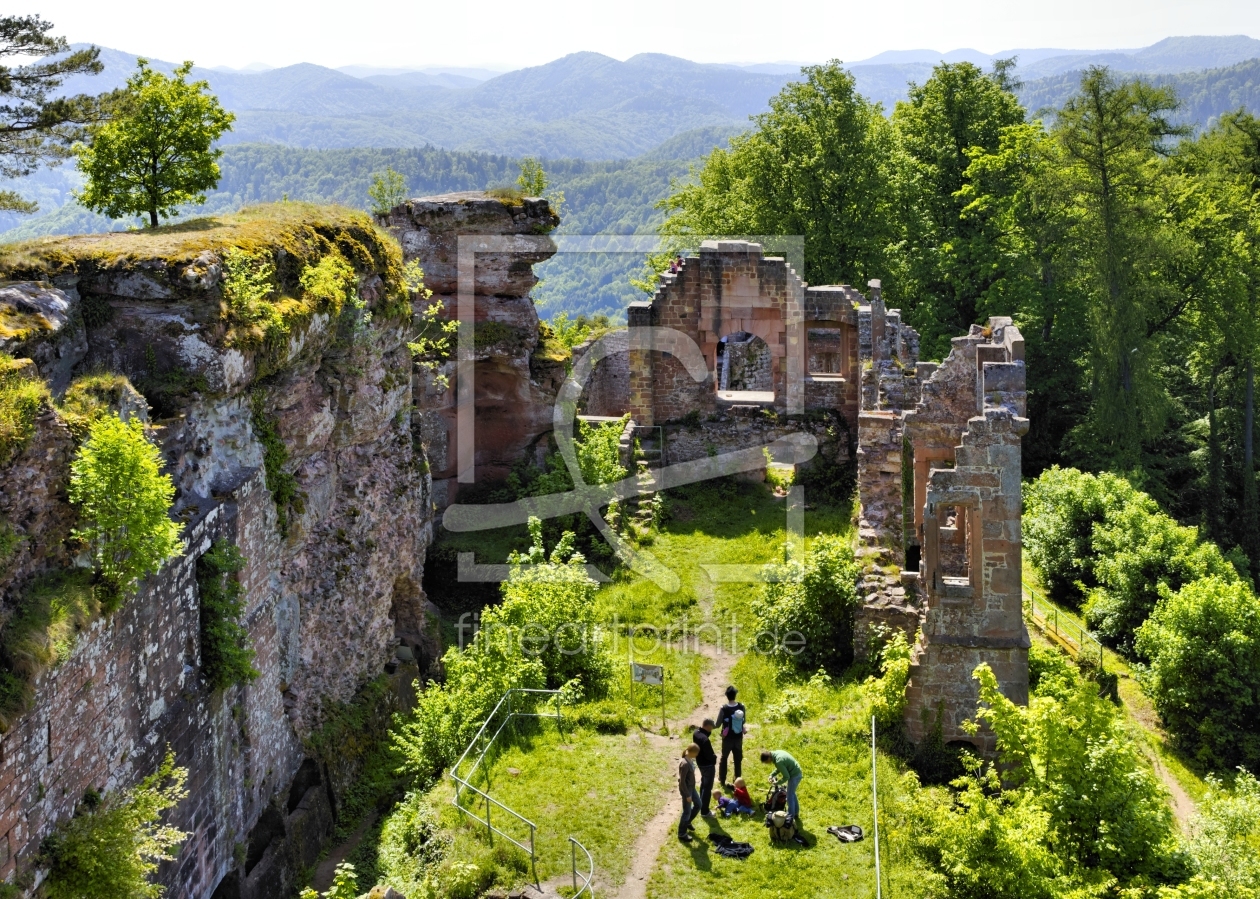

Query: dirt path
[613,576,740,899]
[310,812,378,892]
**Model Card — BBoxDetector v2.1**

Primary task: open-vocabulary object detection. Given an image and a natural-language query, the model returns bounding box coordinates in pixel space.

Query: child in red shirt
[732,777,754,809]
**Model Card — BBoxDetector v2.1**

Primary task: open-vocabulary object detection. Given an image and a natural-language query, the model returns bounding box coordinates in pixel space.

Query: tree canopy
[0,15,108,213]
[76,59,234,227]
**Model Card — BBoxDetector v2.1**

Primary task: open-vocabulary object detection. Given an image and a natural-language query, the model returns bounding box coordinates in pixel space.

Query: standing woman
[677,743,700,843]
[716,685,746,789]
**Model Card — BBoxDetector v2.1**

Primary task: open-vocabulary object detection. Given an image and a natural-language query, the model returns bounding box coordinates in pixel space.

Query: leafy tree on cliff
[0,15,109,213]
[76,59,235,228]
[659,61,896,289]
[368,165,407,215]
[69,414,183,605]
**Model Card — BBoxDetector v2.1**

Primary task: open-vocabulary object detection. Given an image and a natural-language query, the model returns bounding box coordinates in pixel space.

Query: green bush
[754,534,861,672]
[393,520,613,783]
[377,791,449,897]
[69,414,183,605]
[57,372,143,439]
[564,697,639,734]
[867,631,911,732]
[1135,576,1260,771]
[1023,466,1146,608]
[498,518,612,694]
[300,863,358,899]
[1166,769,1260,897]
[913,663,1185,896]
[1085,500,1240,653]
[0,352,48,466]
[196,541,259,690]
[1024,467,1240,654]
[41,749,189,899]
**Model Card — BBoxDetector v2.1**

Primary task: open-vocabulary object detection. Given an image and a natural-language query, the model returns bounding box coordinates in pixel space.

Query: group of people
[677,685,804,843]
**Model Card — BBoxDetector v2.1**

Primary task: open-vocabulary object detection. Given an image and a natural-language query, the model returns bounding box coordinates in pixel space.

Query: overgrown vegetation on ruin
[0,352,47,466]
[195,540,258,690]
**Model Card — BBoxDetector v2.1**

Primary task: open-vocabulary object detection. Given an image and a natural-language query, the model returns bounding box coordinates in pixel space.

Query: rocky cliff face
[0,206,441,898]
[379,193,563,508]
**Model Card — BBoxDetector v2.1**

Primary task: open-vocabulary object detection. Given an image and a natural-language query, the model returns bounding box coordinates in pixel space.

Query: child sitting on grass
[732,777,753,809]
[714,786,754,817]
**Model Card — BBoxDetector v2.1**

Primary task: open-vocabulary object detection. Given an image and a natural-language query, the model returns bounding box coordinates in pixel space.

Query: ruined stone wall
[572,329,630,417]
[379,193,563,508]
[0,209,443,898]
[901,319,1030,751]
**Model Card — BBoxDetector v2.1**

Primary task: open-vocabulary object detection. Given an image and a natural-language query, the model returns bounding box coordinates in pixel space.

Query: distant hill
[1018,57,1260,128]
[44,37,1260,157]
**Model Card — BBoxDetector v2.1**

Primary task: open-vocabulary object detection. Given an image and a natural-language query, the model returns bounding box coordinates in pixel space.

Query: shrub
[57,372,144,439]
[1135,576,1260,771]
[197,541,258,690]
[1085,501,1239,653]
[220,247,285,346]
[0,352,48,466]
[41,749,189,899]
[564,697,639,734]
[300,863,358,899]
[868,631,911,732]
[973,663,1182,882]
[915,663,1184,896]
[754,534,861,672]
[497,518,613,695]
[377,792,449,897]
[1170,769,1260,896]
[1024,467,1240,655]
[393,521,613,783]
[1023,466,1145,608]
[69,414,183,604]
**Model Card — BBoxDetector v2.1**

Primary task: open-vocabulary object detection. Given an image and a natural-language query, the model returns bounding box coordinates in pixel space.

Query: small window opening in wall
[807,328,845,375]
[937,505,969,581]
[716,331,774,403]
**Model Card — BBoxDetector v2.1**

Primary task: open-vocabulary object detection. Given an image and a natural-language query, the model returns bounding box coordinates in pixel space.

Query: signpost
[632,662,666,731]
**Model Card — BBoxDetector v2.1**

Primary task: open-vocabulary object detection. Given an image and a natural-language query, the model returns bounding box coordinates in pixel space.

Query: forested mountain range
[43,37,1260,158]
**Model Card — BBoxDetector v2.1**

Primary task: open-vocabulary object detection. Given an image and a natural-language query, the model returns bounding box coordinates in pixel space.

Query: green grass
[443,723,674,887]
[646,681,930,899]
[402,480,911,897]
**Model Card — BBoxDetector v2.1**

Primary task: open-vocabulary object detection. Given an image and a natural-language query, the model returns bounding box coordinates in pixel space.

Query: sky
[25,0,1260,70]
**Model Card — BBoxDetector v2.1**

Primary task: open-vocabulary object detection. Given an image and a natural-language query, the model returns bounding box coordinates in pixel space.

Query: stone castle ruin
[0,199,1027,899]
[582,239,1030,750]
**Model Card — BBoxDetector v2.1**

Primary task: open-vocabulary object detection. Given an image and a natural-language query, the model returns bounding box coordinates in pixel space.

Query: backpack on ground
[765,783,787,812]
[764,809,797,842]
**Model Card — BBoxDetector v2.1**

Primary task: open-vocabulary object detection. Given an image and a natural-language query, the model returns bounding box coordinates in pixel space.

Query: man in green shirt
[760,749,803,820]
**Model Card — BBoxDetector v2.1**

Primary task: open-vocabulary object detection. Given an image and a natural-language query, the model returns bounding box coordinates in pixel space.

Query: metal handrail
[570,835,595,898]
[448,688,566,886]
[1022,580,1105,668]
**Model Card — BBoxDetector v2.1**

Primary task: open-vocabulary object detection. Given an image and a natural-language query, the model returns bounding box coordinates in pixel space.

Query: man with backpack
[716,685,746,789]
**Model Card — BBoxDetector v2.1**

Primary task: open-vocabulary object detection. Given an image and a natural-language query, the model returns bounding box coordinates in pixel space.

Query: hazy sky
[25,0,1260,70]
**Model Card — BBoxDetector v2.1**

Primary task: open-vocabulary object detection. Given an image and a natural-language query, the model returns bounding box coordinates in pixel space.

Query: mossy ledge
[0,203,413,364]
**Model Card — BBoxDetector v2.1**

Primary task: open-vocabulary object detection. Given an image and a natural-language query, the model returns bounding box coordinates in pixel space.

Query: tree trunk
[149,208,158,229]
[1207,372,1223,543]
